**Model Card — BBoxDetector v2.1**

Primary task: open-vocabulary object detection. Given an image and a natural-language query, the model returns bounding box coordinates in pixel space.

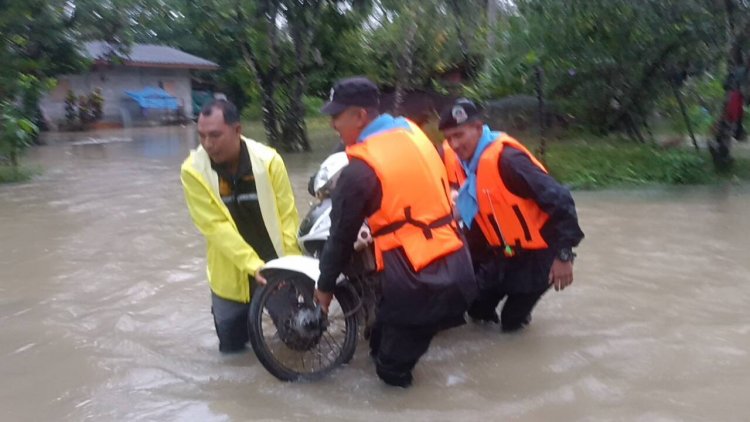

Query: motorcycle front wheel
[248,271,359,381]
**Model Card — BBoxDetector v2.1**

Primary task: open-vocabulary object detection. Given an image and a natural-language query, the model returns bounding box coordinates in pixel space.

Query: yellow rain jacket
[180,136,301,303]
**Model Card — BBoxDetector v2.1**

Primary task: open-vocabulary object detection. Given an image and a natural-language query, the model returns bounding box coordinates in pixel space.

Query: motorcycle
[248,152,379,381]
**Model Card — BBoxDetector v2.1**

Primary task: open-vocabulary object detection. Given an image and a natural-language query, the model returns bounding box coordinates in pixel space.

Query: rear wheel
[248,271,358,381]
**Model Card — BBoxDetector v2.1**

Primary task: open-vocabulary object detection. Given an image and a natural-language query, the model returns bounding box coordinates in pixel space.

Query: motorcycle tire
[248,271,359,382]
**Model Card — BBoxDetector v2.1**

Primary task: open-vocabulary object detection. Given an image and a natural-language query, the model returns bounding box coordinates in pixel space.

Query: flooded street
[1,126,749,421]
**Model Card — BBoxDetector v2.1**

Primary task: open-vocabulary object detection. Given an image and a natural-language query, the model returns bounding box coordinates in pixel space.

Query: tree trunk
[259,79,281,148]
[671,81,699,152]
[626,113,646,144]
[236,3,281,147]
[394,16,418,116]
[281,16,312,152]
[280,90,310,152]
[534,65,547,163]
[9,138,18,169]
[284,75,311,152]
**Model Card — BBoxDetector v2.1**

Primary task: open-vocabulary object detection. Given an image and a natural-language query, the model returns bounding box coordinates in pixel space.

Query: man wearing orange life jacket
[439,99,584,332]
[315,77,477,387]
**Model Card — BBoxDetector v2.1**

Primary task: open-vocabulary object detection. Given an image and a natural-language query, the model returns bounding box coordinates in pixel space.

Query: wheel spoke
[251,275,359,379]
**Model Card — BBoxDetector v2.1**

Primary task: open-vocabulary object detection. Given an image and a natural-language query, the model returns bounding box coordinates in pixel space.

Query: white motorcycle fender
[258,255,321,285]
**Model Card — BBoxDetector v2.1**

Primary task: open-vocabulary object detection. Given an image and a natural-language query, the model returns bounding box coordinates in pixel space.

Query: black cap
[320,76,380,115]
[438,98,482,130]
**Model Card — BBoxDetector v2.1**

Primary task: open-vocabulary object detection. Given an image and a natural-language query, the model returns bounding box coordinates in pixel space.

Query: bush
[65,90,77,125]
[545,139,717,189]
[61,89,105,130]
[78,95,93,124]
[0,165,39,183]
[0,101,38,169]
[89,88,104,120]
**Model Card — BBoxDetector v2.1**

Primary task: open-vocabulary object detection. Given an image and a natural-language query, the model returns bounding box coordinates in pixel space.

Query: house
[41,41,219,129]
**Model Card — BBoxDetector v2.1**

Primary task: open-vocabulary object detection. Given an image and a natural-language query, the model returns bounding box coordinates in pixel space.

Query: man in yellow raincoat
[181,99,301,353]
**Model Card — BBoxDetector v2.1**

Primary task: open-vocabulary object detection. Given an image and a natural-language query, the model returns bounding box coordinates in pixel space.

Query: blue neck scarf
[358,113,412,143]
[456,125,500,228]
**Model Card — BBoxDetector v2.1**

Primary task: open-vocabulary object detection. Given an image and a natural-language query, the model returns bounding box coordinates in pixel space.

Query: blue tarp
[125,87,179,110]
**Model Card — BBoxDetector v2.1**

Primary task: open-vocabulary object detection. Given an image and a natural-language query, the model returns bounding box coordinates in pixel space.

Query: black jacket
[317,158,476,327]
[464,147,585,293]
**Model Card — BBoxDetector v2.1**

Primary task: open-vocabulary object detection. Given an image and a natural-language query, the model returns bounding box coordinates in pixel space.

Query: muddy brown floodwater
[1,126,748,421]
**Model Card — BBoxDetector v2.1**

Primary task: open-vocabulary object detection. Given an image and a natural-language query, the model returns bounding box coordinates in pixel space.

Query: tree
[0,1,85,105]
[366,0,488,97]
[108,0,485,149]
[71,0,179,54]
[476,0,724,140]
[0,0,86,167]
[0,101,38,170]
[168,0,372,152]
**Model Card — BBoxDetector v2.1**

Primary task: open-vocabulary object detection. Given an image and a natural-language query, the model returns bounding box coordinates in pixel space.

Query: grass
[542,138,750,189]
[0,165,39,183]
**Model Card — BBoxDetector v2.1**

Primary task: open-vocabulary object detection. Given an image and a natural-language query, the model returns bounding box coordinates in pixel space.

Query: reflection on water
[1,125,749,421]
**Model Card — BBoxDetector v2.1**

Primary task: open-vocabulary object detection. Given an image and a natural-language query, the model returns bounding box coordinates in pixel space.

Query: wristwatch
[557,248,576,262]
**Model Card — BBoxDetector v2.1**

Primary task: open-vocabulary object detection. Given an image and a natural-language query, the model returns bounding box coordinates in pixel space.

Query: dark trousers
[468,287,548,332]
[468,255,550,332]
[362,247,474,388]
[211,292,250,353]
[368,322,437,387]
[211,279,297,353]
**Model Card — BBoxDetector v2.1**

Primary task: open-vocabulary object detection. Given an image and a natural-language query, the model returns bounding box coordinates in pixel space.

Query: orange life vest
[476,135,550,251]
[347,122,464,272]
[444,134,550,252]
[442,140,466,190]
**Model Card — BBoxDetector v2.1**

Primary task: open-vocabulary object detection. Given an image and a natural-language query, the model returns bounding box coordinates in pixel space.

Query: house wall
[41,67,194,127]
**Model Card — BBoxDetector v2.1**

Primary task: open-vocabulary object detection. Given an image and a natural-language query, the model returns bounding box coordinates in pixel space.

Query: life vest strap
[372,206,454,240]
